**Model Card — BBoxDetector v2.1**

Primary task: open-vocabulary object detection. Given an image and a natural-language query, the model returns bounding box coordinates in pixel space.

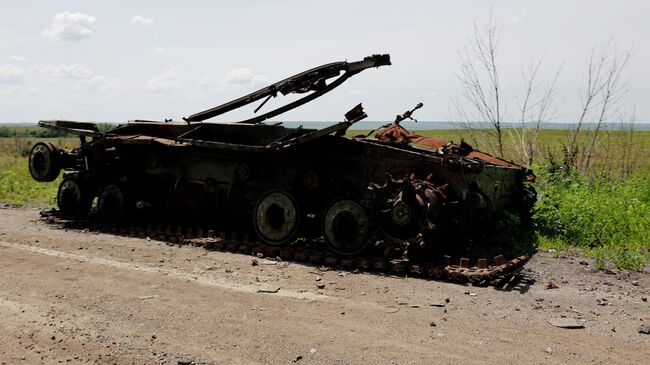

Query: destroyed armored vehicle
[28,54,534,275]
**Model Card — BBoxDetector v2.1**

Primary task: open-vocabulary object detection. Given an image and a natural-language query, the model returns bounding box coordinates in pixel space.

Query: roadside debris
[429,301,446,307]
[544,282,559,290]
[639,324,650,334]
[547,318,584,329]
[138,295,158,300]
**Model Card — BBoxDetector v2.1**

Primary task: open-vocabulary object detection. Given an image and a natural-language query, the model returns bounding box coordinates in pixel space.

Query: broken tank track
[39,208,529,284]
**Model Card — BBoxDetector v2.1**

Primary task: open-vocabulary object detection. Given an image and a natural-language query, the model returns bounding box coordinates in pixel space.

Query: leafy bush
[534,170,650,270]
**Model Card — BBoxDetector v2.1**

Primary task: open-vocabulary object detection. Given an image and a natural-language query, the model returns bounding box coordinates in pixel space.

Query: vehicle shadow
[491,271,536,294]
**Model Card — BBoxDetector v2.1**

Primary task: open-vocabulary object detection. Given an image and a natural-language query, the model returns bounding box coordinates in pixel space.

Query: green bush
[534,171,650,270]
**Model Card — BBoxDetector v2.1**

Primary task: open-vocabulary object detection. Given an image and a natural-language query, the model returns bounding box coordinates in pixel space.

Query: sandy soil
[0,207,648,364]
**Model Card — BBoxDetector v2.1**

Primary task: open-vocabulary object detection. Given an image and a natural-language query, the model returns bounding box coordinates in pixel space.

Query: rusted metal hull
[28,55,536,280]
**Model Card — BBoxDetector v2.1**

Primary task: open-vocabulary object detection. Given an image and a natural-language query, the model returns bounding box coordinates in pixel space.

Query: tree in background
[454,12,505,158]
[455,14,636,177]
[509,58,561,167]
[568,42,632,174]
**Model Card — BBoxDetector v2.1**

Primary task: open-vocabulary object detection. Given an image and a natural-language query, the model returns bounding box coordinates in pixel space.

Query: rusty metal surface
[374,122,524,169]
[184,54,390,124]
[39,120,102,137]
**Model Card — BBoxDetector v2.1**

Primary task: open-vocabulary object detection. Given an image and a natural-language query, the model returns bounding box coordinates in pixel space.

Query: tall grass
[0,136,74,207]
[0,157,60,207]
[533,169,650,270]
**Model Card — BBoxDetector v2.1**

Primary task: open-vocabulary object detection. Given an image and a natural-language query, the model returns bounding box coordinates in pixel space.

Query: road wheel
[98,184,130,222]
[57,178,92,219]
[29,142,61,182]
[254,190,300,245]
[323,199,370,255]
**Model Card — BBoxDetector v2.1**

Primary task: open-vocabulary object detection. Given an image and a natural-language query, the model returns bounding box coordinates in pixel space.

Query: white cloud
[43,11,96,42]
[145,68,178,93]
[35,63,94,79]
[131,15,154,26]
[34,63,128,94]
[224,68,269,89]
[0,64,26,84]
[198,78,218,93]
[0,27,14,35]
[198,68,270,94]
[9,55,28,62]
[153,46,166,55]
[0,85,37,97]
[76,75,126,93]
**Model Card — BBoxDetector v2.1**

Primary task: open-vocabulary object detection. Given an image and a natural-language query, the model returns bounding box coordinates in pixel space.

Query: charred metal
[28,54,536,280]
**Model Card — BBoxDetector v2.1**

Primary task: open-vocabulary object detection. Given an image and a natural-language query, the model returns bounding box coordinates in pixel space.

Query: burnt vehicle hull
[28,55,535,281]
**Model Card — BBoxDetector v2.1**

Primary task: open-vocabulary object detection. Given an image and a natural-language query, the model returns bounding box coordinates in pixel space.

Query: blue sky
[0,0,648,123]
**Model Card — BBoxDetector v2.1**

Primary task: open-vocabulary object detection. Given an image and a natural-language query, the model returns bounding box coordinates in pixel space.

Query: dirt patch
[0,207,648,364]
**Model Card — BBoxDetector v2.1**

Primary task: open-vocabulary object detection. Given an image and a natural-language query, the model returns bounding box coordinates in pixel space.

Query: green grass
[0,137,77,207]
[0,157,60,207]
[534,172,650,271]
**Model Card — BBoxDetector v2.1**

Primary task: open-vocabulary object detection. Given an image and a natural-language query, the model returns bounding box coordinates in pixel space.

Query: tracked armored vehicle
[28,54,535,281]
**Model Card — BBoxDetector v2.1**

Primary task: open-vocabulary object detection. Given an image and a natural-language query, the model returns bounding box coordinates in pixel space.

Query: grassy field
[0,137,78,207]
[1,128,648,270]
[352,128,650,175]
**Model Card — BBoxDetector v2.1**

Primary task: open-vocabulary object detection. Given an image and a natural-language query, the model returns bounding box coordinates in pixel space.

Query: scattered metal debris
[547,318,584,329]
[639,324,650,334]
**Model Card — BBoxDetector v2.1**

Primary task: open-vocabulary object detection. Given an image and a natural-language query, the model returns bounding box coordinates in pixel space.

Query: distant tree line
[0,123,119,138]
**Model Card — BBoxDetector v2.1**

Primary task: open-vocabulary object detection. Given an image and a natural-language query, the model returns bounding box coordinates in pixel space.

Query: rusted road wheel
[98,184,130,222]
[29,142,61,182]
[323,199,370,255]
[57,178,92,219]
[254,190,300,245]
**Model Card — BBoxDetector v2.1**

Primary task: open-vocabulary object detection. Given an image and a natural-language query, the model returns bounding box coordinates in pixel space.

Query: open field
[351,128,650,174]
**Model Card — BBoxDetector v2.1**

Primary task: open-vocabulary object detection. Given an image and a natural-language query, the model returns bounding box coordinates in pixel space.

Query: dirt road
[0,207,648,364]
